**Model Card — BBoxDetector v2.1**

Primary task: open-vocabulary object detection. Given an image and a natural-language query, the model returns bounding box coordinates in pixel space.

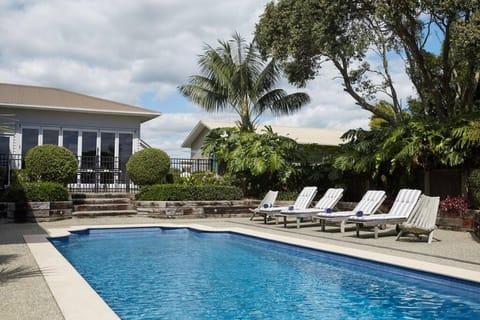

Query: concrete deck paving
[1,216,479,320]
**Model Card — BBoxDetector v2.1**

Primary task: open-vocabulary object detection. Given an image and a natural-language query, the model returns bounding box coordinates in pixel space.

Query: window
[22,128,39,156]
[100,132,115,170]
[43,129,59,145]
[81,131,97,170]
[119,133,133,170]
[0,136,10,155]
[63,130,78,156]
[82,131,97,157]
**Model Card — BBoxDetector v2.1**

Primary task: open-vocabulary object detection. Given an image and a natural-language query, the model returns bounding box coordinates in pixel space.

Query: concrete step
[71,193,133,199]
[72,198,131,205]
[73,210,138,218]
[73,203,135,212]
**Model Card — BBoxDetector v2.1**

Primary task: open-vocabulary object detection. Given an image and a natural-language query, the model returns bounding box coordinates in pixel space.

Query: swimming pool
[50,227,480,320]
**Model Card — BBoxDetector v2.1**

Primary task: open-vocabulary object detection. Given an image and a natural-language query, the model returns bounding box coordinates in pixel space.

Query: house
[181,120,345,159]
[0,83,160,191]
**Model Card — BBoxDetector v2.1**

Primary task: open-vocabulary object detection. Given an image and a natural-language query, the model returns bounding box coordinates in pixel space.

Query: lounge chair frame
[257,187,317,224]
[348,189,422,239]
[315,190,386,233]
[276,188,344,228]
[395,195,440,244]
[249,190,279,221]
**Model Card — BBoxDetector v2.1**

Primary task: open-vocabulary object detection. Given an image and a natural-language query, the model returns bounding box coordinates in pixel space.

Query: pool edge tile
[24,234,120,320]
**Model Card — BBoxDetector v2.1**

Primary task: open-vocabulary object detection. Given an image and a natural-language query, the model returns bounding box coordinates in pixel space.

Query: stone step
[73,210,138,218]
[72,198,131,205]
[73,203,135,212]
[71,193,133,199]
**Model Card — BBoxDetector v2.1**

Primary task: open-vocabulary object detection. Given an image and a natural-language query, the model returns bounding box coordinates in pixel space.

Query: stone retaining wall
[136,199,261,218]
[4,201,73,222]
[135,200,361,219]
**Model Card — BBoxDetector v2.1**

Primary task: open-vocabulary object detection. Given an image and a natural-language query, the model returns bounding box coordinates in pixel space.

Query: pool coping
[24,223,480,320]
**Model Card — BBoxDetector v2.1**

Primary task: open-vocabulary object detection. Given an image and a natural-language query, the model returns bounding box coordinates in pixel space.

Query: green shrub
[178,171,228,186]
[126,148,170,185]
[25,145,77,185]
[467,169,480,208]
[277,191,299,201]
[137,184,243,201]
[2,182,69,202]
[10,169,30,185]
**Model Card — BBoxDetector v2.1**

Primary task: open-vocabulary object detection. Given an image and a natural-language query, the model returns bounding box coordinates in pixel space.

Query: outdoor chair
[348,189,422,239]
[395,195,440,244]
[249,190,279,221]
[314,190,386,233]
[257,186,317,224]
[276,188,344,228]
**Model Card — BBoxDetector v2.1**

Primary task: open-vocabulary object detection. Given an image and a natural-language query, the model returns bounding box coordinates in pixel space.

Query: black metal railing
[74,156,134,193]
[0,154,216,193]
[170,158,217,174]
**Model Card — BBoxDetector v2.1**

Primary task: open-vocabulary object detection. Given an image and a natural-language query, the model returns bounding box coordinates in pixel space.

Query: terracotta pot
[463,217,473,229]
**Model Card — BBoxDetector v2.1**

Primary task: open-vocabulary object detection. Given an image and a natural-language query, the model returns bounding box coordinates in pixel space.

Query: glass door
[62,130,78,156]
[119,133,133,171]
[80,131,97,184]
[100,132,115,185]
[0,136,10,185]
[119,133,133,187]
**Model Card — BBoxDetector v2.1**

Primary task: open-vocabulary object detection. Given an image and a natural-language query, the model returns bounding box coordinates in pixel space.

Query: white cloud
[0,0,416,156]
[141,112,238,157]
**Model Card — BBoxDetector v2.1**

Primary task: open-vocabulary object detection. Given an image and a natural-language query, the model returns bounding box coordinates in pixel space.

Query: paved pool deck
[1,216,479,319]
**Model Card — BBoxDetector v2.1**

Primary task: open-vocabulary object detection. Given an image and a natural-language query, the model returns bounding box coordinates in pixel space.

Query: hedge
[126,148,170,185]
[137,184,243,201]
[25,145,78,185]
[2,182,69,202]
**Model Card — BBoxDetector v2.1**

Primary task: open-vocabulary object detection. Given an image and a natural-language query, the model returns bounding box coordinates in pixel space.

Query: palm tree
[178,33,310,132]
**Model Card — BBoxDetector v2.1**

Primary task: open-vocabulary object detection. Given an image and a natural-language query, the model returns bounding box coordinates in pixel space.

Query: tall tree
[255,0,480,122]
[178,33,310,132]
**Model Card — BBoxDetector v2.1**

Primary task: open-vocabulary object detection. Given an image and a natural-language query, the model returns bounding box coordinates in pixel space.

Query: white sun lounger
[395,195,440,244]
[249,190,279,221]
[348,189,422,238]
[276,188,344,228]
[315,190,386,233]
[257,186,317,224]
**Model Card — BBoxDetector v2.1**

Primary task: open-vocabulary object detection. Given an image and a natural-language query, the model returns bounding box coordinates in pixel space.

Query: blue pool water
[50,227,480,320]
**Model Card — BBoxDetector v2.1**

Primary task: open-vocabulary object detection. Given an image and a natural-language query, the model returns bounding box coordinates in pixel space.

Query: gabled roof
[181,120,345,148]
[0,83,160,122]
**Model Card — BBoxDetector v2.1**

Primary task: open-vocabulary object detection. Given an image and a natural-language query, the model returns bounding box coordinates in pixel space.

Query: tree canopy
[178,33,310,132]
[255,0,480,122]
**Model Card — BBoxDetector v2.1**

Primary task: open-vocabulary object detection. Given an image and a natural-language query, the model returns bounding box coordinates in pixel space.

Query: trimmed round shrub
[126,148,170,185]
[137,184,243,201]
[25,145,77,185]
[2,182,69,202]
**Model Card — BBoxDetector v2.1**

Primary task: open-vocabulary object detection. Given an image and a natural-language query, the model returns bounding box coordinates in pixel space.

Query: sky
[0,0,416,157]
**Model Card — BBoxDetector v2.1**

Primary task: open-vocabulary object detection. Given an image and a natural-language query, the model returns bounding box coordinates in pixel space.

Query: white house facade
[0,83,160,191]
[182,120,346,159]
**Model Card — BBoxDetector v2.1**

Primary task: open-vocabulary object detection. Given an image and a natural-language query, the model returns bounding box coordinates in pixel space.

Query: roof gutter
[0,103,161,122]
